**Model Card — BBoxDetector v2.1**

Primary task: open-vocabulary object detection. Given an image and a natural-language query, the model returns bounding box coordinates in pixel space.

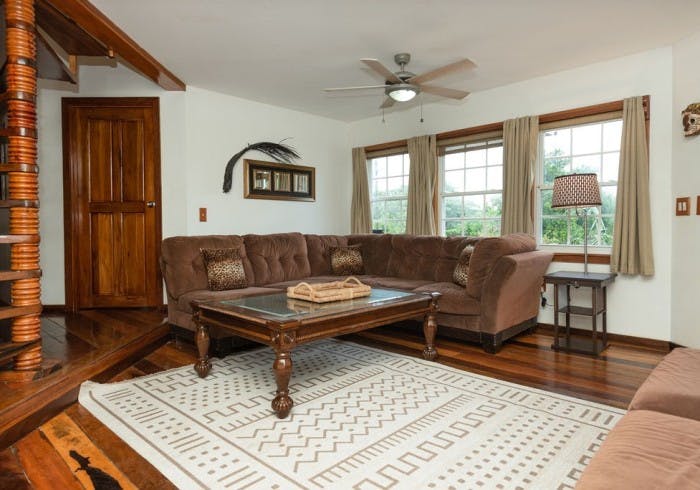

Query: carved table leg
[423,292,440,361]
[271,350,293,418]
[193,312,212,378]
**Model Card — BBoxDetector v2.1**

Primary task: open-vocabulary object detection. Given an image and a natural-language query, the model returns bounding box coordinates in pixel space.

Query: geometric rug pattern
[79,339,624,489]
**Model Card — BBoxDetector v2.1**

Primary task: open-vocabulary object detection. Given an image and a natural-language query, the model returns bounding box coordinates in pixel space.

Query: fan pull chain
[420,94,424,123]
[382,108,385,124]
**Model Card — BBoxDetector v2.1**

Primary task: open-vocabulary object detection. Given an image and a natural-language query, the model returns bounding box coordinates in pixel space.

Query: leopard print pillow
[200,248,248,291]
[330,245,364,275]
[453,245,474,287]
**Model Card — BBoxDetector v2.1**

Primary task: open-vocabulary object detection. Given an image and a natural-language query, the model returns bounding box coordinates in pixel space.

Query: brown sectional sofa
[160,232,553,354]
[577,348,700,489]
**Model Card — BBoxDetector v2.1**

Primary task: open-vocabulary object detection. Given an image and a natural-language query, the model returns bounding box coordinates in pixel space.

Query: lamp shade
[551,173,602,209]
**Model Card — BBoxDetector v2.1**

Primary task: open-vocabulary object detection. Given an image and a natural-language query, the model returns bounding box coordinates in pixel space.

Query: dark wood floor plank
[66,404,178,490]
[0,446,32,490]
[13,431,81,490]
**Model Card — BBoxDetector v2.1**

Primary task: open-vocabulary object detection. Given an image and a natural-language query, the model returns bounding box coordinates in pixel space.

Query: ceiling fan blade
[379,97,396,109]
[409,58,476,85]
[361,58,403,84]
[419,84,470,100]
[323,85,389,92]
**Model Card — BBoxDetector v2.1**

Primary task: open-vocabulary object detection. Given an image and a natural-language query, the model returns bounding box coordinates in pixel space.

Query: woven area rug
[79,339,624,489]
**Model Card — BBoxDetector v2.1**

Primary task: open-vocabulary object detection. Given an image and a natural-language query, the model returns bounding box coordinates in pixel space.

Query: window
[440,138,503,237]
[368,153,409,233]
[537,118,622,247]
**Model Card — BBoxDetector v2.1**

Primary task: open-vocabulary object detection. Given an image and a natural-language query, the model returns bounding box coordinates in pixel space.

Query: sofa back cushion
[161,235,252,298]
[466,233,536,299]
[386,235,480,282]
[346,234,393,275]
[243,232,311,286]
[304,234,349,276]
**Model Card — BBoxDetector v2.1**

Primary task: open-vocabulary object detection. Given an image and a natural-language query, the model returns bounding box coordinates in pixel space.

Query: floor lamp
[551,173,602,274]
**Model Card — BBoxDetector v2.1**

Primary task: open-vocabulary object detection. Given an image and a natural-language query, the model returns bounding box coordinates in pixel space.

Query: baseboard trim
[536,323,673,352]
[41,304,67,314]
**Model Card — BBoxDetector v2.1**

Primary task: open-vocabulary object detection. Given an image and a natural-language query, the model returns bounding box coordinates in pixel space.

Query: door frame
[62,97,163,311]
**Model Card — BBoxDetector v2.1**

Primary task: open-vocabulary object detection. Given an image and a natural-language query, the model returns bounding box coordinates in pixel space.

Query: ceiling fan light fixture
[387,84,419,102]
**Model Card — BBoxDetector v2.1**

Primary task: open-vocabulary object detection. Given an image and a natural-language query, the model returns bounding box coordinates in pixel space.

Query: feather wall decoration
[222,141,300,193]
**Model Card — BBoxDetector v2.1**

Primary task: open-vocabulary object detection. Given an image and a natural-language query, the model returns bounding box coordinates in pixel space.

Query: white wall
[183,87,350,236]
[37,65,350,304]
[671,31,700,348]
[349,48,674,341]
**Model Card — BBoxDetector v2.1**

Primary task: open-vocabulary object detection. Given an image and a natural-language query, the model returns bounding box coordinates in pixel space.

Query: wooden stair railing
[0,0,43,377]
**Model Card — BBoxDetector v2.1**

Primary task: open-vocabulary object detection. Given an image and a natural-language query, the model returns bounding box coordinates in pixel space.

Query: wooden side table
[544,271,616,356]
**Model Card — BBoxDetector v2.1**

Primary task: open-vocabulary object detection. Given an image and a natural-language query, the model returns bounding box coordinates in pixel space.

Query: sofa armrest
[479,250,553,334]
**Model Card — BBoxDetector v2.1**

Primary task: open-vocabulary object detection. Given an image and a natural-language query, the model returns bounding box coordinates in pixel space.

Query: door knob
[146,201,156,207]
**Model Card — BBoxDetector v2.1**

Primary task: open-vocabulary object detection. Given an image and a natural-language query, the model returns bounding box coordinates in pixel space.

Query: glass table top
[219,288,415,318]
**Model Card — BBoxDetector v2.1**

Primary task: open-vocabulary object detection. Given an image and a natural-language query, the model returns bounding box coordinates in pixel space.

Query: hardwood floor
[0,311,667,489]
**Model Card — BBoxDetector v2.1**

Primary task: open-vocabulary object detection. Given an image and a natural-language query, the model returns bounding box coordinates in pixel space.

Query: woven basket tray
[286,276,371,303]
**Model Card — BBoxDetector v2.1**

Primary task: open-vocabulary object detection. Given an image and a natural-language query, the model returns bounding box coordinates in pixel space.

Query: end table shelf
[544,271,616,356]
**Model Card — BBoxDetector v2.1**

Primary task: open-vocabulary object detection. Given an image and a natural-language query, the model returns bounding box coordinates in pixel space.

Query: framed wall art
[244,159,315,202]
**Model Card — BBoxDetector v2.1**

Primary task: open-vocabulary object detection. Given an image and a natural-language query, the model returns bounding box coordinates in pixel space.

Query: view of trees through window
[440,138,503,237]
[539,119,622,247]
[368,153,409,233]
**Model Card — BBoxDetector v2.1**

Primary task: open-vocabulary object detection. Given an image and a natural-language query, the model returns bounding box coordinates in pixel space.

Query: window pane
[487,165,502,190]
[444,196,463,219]
[372,179,387,197]
[570,213,585,245]
[445,220,463,237]
[485,194,502,218]
[385,220,406,234]
[463,195,483,218]
[603,120,623,152]
[387,155,404,176]
[602,152,619,183]
[403,156,410,176]
[465,148,486,168]
[463,220,483,237]
[465,167,486,192]
[541,217,569,245]
[444,152,464,171]
[572,124,602,155]
[572,154,601,177]
[385,199,403,220]
[487,146,503,166]
[601,186,616,215]
[543,156,571,185]
[371,201,385,224]
[372,158,387,178]
[484,219,501,237]
[387,176,404,196]
[601,216,614,246]
[543,129,570,157]
[445,170,464,193]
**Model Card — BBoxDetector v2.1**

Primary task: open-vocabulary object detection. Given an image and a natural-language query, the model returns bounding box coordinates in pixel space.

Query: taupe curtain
[501,116,539,234]
[611,97,654,275]
[406,135,437,235]
[351,147,372,234]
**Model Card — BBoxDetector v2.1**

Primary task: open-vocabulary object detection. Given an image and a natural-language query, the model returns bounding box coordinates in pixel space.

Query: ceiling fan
[324,53,475,109]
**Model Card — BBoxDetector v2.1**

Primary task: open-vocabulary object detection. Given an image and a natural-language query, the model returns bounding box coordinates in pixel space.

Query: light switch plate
[676,197,691,216]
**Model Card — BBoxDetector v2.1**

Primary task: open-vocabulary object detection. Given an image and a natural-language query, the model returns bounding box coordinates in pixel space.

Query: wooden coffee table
[191,288,440,418]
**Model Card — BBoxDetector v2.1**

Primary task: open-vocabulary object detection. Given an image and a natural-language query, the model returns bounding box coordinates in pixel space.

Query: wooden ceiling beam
[43,0,185,91]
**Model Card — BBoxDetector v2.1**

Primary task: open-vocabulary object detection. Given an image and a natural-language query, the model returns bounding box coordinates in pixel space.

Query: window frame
[366,151,410,234]
[535,116,623,254]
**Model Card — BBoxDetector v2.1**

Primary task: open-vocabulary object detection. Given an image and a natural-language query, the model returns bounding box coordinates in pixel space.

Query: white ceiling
[91,0,700,122]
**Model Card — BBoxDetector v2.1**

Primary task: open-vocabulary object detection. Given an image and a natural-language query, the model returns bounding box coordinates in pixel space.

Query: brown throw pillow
[453,245,474,287]
[330,245,364,275]
[200,248,248,291]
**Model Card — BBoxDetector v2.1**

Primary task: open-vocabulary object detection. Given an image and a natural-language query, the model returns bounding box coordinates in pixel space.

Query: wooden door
[62,98,162,310]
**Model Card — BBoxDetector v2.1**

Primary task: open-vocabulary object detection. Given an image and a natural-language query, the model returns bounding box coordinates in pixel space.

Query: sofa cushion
[161,235,253,298]
[305,235,348,276]
[243,233,311,286]
[386,235,481,282]
[360,276,433,291]
[466,233,536,299]
[346,234,393,276]
[200,248,248,290]
[177,287,281,314]
[629,347,700,421]
[414,282,481,316]
[452,245,474,287]
[330,245,364,275]
[576,410,700,490]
